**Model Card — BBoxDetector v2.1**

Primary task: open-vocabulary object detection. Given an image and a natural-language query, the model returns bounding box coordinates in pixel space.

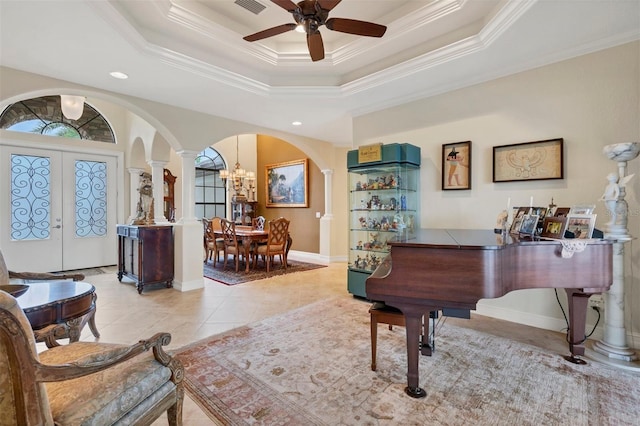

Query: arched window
[0,95,115,143]
[195,147,227,219]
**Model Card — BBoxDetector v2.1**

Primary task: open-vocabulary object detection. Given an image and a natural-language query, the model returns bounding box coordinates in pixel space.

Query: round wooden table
[17,281,100,347]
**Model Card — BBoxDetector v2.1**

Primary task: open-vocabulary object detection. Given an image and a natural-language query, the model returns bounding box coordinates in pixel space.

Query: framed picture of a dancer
[442,141,471,190]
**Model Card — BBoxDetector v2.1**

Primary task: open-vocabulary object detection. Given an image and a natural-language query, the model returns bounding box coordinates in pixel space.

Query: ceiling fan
[243,0,387,62]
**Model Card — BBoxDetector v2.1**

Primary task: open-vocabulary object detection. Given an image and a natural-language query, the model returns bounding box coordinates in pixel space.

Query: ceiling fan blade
[307,32,325,62]
[325,18,387,37]
[316,0,342,11]
[243,23,297,42]
[271,0,298,12]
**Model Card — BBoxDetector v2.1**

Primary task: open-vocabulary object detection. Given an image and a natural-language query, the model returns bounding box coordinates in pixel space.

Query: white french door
[0,145,117,272]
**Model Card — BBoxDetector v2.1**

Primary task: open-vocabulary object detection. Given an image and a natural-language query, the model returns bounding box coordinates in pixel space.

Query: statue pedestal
[593,142,640,367]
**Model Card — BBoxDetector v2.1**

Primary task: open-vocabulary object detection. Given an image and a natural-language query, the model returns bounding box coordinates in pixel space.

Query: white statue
[600,172,634,226]
[132,172,154,225]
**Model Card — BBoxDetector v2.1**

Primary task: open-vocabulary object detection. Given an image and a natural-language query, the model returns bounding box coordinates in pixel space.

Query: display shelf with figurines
[347,143,421,297]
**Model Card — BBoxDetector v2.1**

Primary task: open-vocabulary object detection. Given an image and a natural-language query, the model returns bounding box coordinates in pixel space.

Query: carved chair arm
[34,332,182,385]
[9,270,85,282]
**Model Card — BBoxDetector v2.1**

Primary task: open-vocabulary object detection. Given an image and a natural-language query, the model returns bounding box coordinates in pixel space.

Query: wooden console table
[18,281,100,348]
[117,225,174,294]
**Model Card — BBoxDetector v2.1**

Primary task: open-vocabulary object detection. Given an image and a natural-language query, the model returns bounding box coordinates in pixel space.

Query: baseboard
[474,303,605,341]
[173,278,204,292]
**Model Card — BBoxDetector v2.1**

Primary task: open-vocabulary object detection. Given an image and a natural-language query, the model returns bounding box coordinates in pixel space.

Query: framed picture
[493,138,563,183]
[554,207,570,217]
[564,214,596,239]
[519,214,539,235]
[442,141,471,190]
[541,216,567,239]
[569,204,596,215]
[510,207,529,234]
[265,158,308,207]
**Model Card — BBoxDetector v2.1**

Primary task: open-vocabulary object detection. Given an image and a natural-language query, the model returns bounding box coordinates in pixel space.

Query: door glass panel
[75,160,107,238]
[10,154,51,241]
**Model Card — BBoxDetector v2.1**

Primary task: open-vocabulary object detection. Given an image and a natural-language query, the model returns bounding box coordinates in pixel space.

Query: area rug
[203,259,326,285]
[174,297,640,425]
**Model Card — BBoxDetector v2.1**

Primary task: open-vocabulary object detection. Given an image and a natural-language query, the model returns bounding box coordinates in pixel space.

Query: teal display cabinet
[347,143,421,298]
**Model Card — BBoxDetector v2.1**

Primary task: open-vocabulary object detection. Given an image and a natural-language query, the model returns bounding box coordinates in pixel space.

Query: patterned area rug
[203,259,326,285]
[173,297,640,425]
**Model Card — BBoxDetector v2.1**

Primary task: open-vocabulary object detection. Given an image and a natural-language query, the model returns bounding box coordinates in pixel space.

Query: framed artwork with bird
[493,138,564,183]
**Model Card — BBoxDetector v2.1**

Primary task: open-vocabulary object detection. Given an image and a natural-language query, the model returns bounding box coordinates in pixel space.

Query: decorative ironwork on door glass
[10,154,51,241]
[75,160,107,237]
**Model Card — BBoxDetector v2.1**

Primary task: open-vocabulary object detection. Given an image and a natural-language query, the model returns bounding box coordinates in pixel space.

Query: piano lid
[387,228,611,251]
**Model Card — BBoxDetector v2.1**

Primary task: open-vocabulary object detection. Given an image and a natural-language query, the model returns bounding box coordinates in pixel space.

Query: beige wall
[256,135,324,254]
[353,41,640,338]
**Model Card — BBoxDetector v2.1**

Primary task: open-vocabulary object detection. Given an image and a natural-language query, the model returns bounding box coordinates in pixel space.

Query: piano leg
[564,288,591,365]
[403,309,427,398]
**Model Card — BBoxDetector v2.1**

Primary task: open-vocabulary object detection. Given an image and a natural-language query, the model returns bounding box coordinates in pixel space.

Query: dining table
[216,225,293,273]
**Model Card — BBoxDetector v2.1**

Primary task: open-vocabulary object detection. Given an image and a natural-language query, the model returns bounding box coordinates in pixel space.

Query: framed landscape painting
[265,158,308,207]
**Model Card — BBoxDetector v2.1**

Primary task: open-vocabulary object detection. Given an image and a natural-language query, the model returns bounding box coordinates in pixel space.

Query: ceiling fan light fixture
[295,24,305,33]
[60,95,85,120]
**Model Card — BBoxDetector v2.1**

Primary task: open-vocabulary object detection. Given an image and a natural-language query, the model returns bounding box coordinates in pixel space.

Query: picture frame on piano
[554,207,571,217]
[564,214,596,239]
[541,216,567,239]
[519,214,539,235]
[569,204,596,215]
[510,207,529,234]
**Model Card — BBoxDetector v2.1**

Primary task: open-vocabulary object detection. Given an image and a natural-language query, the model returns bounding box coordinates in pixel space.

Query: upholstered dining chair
[203,217,225,267]
[251,215,266,231]
[220,218,245,272]
[0,290,184,425]
[252,217,290,273]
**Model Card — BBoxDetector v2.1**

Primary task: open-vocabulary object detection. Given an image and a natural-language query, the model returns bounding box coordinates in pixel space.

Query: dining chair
[203,217,225,266]
[220,218,245,272]
[251,216,266,231]
[252,217,290,273]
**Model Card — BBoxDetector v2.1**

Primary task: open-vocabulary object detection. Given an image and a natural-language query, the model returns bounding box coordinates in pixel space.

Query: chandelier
[219,136,256,202]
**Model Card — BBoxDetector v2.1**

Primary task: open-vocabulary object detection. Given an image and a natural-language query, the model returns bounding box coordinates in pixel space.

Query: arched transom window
[195,146,227,219]
[0,95,115,143]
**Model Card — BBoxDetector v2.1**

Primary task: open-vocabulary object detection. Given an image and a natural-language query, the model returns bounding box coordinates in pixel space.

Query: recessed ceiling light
[110,71,128,79]
[292,121,302,126]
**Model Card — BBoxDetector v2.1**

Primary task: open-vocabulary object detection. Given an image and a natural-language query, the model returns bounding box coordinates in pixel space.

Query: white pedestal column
[592,142,639,367]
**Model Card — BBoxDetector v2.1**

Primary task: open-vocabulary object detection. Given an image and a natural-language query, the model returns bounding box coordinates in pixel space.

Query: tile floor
[72,260,350,425]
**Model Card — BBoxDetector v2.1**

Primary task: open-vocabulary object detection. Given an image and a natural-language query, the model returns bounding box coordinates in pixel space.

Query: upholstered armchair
[0,290,184,425]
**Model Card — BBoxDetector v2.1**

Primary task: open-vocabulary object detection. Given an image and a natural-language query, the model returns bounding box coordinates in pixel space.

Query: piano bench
[369,303,405,371]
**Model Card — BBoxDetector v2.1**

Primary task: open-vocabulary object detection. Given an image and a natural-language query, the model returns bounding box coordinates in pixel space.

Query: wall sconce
[60,95,86,120]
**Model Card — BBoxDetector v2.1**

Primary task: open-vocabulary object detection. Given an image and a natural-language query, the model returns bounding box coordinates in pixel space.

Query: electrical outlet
[589,295,604,310]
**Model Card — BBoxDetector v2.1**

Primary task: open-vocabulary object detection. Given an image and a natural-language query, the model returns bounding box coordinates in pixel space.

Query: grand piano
[366,229,613,398]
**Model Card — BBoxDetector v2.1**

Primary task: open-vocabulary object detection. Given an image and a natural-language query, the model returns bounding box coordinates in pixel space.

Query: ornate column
[127,167,145,223]
[593,142,639,364]
[149,161,168,224]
